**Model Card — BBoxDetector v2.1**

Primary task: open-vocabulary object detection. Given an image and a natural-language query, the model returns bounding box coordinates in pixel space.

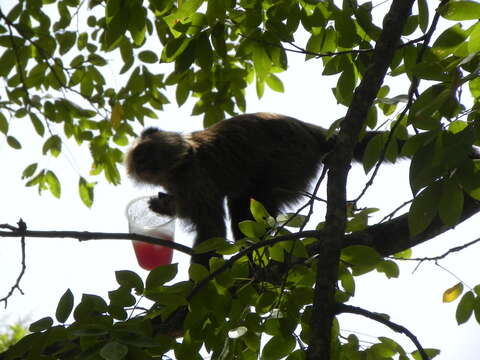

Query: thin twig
[0,223,194,255]
[0,220,27,308]
[379,199,413,223]
[395,236,480,263]
[354,0,449,202]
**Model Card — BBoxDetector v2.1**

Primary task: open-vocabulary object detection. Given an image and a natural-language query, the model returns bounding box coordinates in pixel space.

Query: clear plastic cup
[126,196,175,270]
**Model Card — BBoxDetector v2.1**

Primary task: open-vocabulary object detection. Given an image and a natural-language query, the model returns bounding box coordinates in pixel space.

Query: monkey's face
[126,128,190,186]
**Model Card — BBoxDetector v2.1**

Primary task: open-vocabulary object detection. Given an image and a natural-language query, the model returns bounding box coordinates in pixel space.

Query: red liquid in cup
[131,234,173,270]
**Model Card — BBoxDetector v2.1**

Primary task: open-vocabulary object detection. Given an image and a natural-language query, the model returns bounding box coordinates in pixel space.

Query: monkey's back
[189,113,329,207]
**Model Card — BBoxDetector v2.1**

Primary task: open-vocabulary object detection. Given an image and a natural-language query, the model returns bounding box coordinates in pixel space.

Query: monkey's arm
[149,192,176,216]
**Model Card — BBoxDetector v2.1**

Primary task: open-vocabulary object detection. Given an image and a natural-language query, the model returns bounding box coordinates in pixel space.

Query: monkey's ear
[141,127,160,138]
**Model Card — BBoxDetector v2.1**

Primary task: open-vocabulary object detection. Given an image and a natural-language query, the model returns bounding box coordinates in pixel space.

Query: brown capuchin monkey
[126,112,397,267]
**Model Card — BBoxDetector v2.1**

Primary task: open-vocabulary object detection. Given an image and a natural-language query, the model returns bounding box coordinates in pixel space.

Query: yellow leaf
[111,103,123,129]
[443,282,464,303]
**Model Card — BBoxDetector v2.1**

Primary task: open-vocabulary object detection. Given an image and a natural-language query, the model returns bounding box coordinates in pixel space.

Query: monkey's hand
[148,192,176,216]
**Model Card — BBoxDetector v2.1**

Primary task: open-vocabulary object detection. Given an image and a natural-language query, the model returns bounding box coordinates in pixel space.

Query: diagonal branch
[337,304,430,360]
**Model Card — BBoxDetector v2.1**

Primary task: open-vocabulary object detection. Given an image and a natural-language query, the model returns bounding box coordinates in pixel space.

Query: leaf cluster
[0,201,431,360]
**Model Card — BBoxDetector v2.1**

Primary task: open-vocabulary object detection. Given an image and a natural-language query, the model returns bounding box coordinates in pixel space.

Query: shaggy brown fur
[126,113,386,266]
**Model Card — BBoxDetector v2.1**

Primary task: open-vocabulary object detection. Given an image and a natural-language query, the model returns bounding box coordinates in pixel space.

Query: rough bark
[306,1,417,359]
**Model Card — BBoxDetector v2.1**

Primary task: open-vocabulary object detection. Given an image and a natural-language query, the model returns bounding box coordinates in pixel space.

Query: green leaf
[162,37,192,62]
[277,213,307,228]
[195,32,213,69]
[7,136,21,149]
[79,177,95,207]
[238,220,267,239]
[119,38,134,73]
[355,4,381,40]
[336,59,356,105]
[105,11,128,49]
[470,76,480,99]
[256,291,276,313]
[42,135,62,157]
[211,23,226,57]
[305,34,322,60]
[393,248,412,259]
[456,291,475,324]
[261,335,296,360]
[45,170,61,198]
[0,49,16,77]
[371,342,397,358]
[448,120,468,134]
[115,270,144,293]
[164,0,203,28]
[362,133,384,173]
[473,285,480,297]
[145,263,178,289]
[335,12,357,48]
[21,163,38,179]
[376,260,400,279]
[443,282,464,303]
[108,304,127,321]
[189,263,209,282]
[206,0,226,24]
[56,289,74,323]
[265,74,284,93]
[108,287,136,308]
[25,170,46,189]
[417,0,429,33]
[286,349,305,360]
[250,199,271,224]
[409,85,446,129]
[0,112,8,134]
[252,43,271,81]
[29,317,53,332]
[412,349,441,360]
[57,31,76,55]
[100,341,128,360]
[439,1,480,21]
[438,179,464,227]
[408,183,441,236]
[138,50,158,63]
[468,22,480,54]
[30,113,45,136]
[432,24,467,58]
[256,76,265,99]
[128,5,147,46]
[339,264,355,295]
[193,236,229,254]
[409,139,444,194]
[474,296,480,324]
[341,245,381,267]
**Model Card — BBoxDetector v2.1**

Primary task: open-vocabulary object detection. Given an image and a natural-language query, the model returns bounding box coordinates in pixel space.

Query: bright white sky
[1,1,480,359]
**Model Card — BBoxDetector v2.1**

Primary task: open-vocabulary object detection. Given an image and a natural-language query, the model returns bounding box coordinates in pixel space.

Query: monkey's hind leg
[227,195,252,241]
[188,199,227,269]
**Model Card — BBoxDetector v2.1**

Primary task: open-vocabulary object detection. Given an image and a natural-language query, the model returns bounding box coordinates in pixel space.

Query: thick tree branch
[344,196,480,256]
[307,1,416,359]
[3,191,479,274]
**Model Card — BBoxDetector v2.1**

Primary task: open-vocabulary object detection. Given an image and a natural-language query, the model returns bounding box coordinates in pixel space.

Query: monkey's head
[126,127,191,186]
